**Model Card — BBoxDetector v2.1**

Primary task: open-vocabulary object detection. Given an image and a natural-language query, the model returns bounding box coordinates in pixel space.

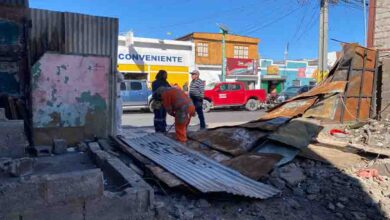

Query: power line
[240,6,303,35]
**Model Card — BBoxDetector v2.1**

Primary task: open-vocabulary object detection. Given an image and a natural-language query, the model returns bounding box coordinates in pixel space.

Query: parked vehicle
[277,85,314,103]
[203,82,267,112]
[120,80,153,112]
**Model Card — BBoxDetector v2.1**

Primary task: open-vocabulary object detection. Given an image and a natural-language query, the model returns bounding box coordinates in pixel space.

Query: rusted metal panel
[237,117,290,131]
[121,133,280,199]
[268,118,323,150]
[31,53,110,144]
[30,9,64,65]
[303,95,339,120]
[261,97,317,120]
[188,128,268,156]
[221,153,282,180]
[255,140,300,166]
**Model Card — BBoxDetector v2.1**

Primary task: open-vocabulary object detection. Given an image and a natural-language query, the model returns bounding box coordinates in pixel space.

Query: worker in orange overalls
[155,87,195,142]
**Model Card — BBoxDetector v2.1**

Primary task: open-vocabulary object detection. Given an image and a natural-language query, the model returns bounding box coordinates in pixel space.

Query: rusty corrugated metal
[120,133,280,199]
[0,0,29,7]
[188,128,268,156]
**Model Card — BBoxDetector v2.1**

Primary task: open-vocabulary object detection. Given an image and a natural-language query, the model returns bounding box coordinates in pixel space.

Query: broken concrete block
[53,139,67,155]
[0,120,28,158]
[0,157,12,171]
[88,142,101,153]
[7,157,34,177]
[43,169,104,204]
[0,108,5,121]
[279,163,306,186]
[77,142,88,152]
[33,145,52,157]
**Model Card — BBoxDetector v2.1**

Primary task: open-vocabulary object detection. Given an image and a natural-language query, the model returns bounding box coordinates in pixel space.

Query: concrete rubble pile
[346,119,390,148]
[0,108,156,220]
[113,43,390,219]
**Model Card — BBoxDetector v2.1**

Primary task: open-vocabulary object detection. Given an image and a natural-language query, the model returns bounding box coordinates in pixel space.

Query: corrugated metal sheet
[30,8,119,136]
[121,133,280,199]
[0,0,29,7]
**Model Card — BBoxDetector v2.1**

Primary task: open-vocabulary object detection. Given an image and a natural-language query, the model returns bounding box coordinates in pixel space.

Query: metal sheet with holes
[120,133,280,199]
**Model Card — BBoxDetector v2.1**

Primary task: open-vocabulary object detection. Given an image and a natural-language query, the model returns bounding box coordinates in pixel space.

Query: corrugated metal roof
[0,0,28,7]
[121,133,280,199]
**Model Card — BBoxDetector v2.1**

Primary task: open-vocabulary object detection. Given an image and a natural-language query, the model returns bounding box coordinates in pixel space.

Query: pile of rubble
[152,157,390,220]
[346,119,390,148]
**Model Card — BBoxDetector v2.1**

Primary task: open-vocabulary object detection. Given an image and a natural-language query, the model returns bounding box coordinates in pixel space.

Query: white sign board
[118,46,192,67]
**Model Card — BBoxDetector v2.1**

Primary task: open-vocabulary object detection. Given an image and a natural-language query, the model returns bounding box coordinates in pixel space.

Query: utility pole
[218,24,229,82]
[318,0,329,82]
[284,43,289,63]
[363,0,367,46]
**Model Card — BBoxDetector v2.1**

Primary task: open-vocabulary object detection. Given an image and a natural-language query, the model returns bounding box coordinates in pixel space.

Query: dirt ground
[149,157,390,220]
[116,124,390,220]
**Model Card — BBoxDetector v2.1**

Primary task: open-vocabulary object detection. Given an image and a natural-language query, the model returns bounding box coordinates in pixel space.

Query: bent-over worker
[155,87,195,142]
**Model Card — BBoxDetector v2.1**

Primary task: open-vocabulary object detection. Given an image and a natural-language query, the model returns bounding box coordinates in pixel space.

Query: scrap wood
[110,135,187,189]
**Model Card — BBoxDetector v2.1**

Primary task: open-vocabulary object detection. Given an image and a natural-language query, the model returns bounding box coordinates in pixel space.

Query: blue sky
[30,0,366,60]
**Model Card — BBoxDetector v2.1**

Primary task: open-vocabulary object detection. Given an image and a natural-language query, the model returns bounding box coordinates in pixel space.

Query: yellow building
[117,33,195,88]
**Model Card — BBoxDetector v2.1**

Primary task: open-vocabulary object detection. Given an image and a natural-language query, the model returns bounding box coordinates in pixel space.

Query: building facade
[117,33,195,88]
[177,32,260,88]
[259,59,317,94]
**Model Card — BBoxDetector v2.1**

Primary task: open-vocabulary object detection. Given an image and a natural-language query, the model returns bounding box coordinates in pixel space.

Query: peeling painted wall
[32,53,109,144]
[0,7,28,96]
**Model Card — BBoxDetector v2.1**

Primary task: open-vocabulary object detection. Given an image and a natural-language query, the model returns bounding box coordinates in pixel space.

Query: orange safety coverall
[161,87,195,142]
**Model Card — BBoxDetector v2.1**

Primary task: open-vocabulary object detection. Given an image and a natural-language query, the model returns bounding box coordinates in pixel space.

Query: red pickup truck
[203,82,267,112]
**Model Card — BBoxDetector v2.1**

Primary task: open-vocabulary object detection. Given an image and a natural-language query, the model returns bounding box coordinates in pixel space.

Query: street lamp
[218,24,229,82]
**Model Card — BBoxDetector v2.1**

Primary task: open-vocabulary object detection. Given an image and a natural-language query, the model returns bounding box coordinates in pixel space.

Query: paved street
[122,109,265,128]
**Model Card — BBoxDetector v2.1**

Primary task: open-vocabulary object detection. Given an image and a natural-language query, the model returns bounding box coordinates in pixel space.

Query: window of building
[234,45,249,58]
[197,42,208,57]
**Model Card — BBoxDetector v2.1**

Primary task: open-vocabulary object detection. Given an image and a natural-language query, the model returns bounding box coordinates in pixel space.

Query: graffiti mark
[64,76,69,84]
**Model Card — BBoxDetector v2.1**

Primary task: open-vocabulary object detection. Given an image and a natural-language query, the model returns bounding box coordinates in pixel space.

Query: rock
[279,163,306,186]
[327,203,335,211]
[155,202,168,220]
[335,213,343,218]
[307,194,317,200]
[7,157,34,177]
[66,147,76,152]
[293,187,305,197]
[306,183,321,194]
[77,142,88,152]
[351,212,367,220]
[182,210,194,220]
[286,199,301,209]
[195,199,210,208]
[269,177,286,190]
[336,202,345,209]
[338,197,348,202]
[33,145,52,157]
[53,139,67,154]
[0,157,12,171]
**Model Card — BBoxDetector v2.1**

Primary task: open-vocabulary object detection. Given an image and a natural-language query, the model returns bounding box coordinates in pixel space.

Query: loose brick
[53,139,67,155]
